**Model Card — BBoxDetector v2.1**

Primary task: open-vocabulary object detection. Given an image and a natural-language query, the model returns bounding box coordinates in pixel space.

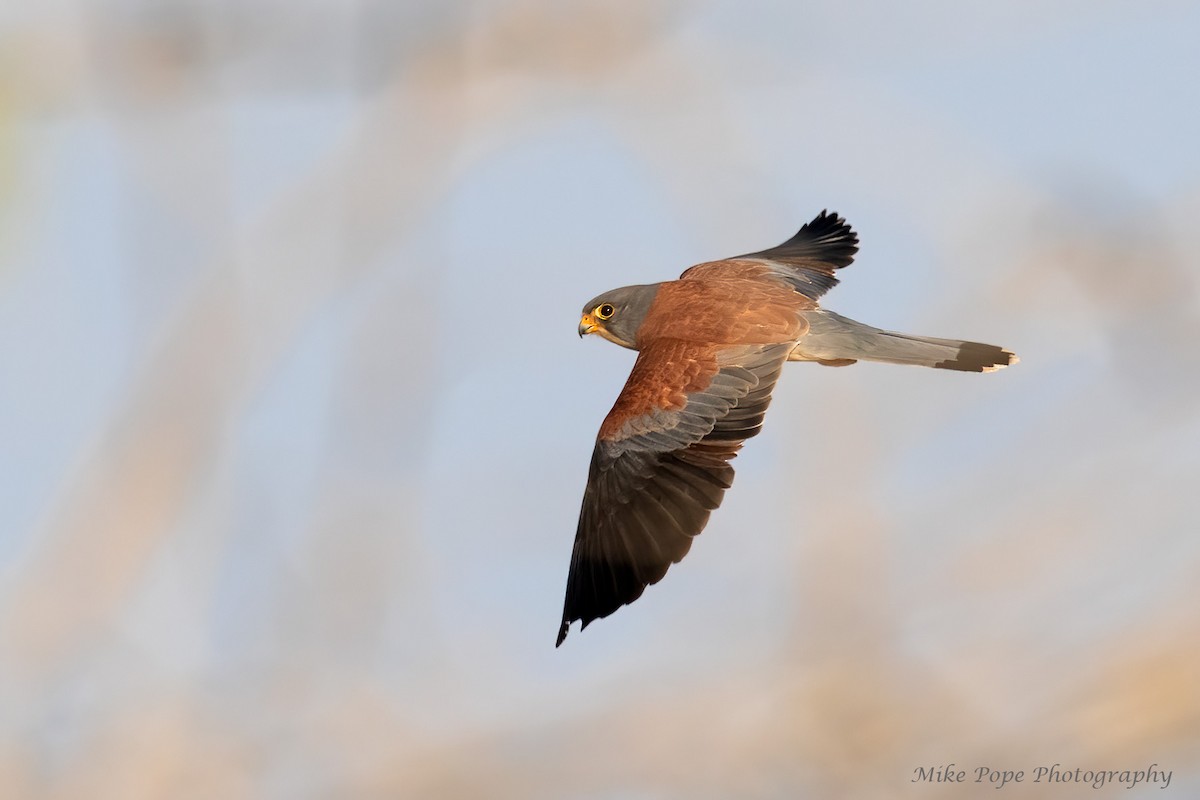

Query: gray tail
[792,310,1018,373]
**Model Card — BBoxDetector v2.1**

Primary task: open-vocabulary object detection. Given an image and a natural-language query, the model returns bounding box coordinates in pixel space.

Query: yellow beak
[578,313,598,337]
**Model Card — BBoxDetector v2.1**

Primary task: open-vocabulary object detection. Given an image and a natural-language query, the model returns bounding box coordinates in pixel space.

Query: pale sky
[1,2,1198,797]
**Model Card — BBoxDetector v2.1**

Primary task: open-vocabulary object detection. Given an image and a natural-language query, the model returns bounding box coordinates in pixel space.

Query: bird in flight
[557,210,1016,646]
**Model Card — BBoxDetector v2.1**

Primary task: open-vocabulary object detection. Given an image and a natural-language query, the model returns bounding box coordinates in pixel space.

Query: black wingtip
[792,209,859,268]
[556,620,569,647]
[740,209,859,273]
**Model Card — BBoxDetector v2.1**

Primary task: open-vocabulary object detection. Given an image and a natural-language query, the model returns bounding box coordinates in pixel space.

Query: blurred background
[2,1,1199,797]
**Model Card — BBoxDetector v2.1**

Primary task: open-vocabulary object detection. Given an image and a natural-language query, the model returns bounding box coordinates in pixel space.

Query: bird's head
[578,284,660,350]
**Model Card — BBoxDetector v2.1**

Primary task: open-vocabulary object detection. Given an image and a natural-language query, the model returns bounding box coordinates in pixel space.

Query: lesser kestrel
[558,210,1016,646]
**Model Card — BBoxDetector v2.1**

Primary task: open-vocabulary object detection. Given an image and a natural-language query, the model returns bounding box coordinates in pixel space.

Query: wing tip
[798,209,859,266]
[743,208,859,275]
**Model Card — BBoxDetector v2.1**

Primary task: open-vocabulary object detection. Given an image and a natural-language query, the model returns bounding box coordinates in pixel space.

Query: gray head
[578,283,661,350]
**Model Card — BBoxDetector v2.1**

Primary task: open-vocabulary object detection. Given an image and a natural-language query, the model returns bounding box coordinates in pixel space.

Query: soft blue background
[1,2,1198,797]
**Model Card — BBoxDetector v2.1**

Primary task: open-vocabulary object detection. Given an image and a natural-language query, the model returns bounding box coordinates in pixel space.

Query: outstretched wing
[557,340,791,646]
[681,209,859,301]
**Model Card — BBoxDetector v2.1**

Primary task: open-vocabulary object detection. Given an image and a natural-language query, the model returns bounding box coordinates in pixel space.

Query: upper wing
[680,209,858,301]
[557,340,791,646]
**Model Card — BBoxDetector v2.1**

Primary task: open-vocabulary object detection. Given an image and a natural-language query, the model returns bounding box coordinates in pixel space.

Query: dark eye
[596,304,615,320]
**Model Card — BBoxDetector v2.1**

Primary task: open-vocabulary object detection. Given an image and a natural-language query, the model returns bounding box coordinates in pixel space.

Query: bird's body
[559,211,1016,646]
[647,277,810,345]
